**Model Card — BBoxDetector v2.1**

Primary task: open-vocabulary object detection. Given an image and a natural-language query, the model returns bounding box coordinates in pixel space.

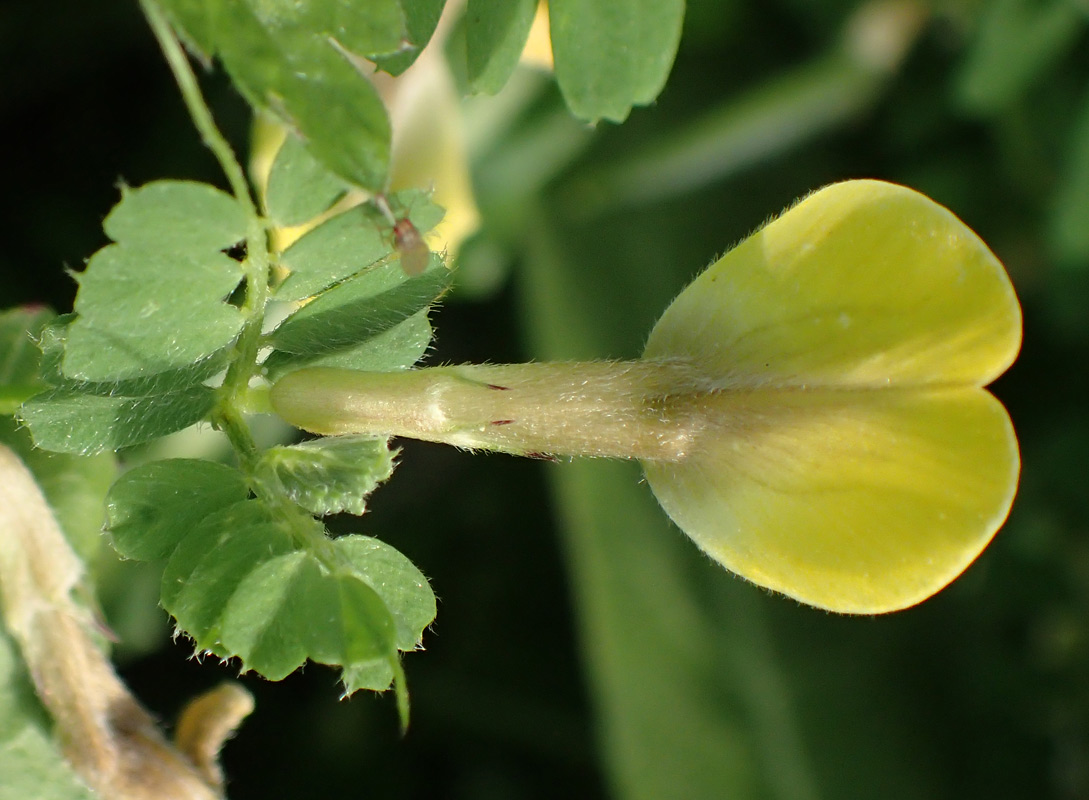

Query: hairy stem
[140,0,272,464]
[0,445,243,799]
[139,0,257,221]
[270,361,717,461]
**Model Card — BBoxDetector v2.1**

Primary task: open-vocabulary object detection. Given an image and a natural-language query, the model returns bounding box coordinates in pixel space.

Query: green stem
[139,0,257,220]
[269,361,716,461]
[141,0,271,463]
[213,403,260,471]
[216,402,334,558]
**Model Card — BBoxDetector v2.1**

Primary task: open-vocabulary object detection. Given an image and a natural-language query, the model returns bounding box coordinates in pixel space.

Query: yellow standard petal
[644,180,1020,388]
[642,179,1022,613]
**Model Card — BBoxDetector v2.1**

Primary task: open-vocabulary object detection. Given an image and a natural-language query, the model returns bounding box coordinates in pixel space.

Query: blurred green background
[4,0,1089,798]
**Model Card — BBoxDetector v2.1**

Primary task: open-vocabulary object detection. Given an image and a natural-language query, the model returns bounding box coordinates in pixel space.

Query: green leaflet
[38,315,231,397]
[18,386,215,457]
[148,498,433,702]
[66,245,243,383]
[335,534,435,654]
[215,0,391,191]
[266,260,450,370]
[319,0,407,57]
[106,459,250,561]
[161,500,295,654]
[255,435,397,516]
[265,133,348,228]
[373,0,447,75]
[241,0,407,59]
[0,307,54,414]
[103,180,248,252]
[264,310,433,379]
[64,180,246,384]
[219,552,394,679]
[549,0,685,123]
[464,0,538,95]
[275,207,391,302]
[273,188,445,302]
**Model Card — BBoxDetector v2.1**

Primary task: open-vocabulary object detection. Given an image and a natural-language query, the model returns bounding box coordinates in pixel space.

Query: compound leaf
[157,499,428,698]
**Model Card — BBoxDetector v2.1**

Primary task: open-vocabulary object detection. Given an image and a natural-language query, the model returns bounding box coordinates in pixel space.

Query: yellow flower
[643,179,1020,613]
[271,178,1020,615]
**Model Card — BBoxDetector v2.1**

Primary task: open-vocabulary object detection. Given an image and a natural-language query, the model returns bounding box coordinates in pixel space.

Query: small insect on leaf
[375,194,431,276]
[392,218,431,276]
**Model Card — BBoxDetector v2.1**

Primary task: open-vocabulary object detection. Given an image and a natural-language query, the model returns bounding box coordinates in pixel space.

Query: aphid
[374,193,431,276]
